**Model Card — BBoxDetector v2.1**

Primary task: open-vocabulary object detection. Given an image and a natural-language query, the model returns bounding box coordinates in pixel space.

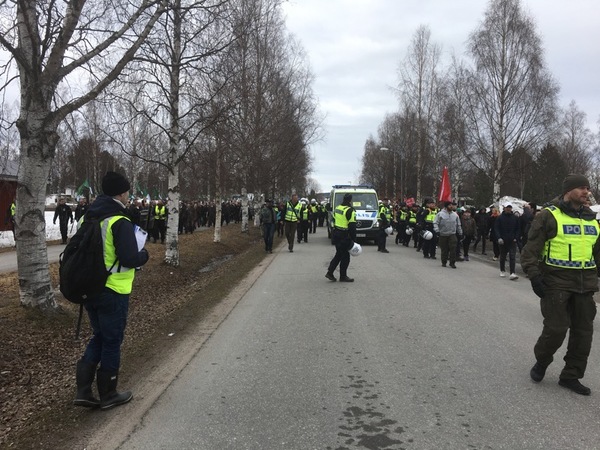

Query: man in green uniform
[522,174,600,395]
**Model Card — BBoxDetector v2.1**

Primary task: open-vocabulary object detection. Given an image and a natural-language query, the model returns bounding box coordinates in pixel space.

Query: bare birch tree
[465,0,558,200]
[107,0,232,265]
[0,0,166,309]
[397,25,441,202]
[558,100,594,174]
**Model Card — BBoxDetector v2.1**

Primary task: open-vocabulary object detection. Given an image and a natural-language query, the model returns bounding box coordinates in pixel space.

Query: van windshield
[334,193,378,210]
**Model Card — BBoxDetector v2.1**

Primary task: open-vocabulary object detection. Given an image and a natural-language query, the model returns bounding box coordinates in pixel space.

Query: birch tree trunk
[165,166,180,266]
[164,0,181,267]
[15,114,59,309]
[214,199,222,243]
[214,144,222,243]
[241,188,249,233]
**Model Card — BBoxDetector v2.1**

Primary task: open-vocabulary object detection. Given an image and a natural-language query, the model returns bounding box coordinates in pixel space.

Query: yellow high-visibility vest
[543,206,599,269]
[101,215,136,294]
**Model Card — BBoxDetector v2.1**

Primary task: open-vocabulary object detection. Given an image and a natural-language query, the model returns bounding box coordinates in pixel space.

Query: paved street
[0,243,65,273]
[92,232,600,449]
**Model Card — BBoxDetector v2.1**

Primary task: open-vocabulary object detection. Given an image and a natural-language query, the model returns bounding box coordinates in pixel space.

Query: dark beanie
[562,174,589,193]
[102,171,131,196]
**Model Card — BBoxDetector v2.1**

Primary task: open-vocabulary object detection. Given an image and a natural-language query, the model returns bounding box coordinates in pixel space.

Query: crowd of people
[379,198,539,278]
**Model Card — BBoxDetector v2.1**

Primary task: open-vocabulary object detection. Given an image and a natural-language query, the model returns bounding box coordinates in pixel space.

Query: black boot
[73,360,100,408]
[97,369,133,410]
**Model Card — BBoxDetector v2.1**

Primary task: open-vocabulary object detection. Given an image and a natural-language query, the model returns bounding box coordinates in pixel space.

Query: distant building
[0,160,18,232]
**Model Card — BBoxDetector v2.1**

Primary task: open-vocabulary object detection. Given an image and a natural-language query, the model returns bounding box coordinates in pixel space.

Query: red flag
[438,166,452,203]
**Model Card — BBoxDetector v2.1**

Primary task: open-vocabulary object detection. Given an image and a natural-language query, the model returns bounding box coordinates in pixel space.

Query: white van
[327,185,380,243]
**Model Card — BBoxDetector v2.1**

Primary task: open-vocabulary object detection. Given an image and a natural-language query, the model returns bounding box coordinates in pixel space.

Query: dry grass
[0,224,270,449]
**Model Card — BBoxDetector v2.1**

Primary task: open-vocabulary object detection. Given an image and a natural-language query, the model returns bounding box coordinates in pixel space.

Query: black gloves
[530,275,545,298]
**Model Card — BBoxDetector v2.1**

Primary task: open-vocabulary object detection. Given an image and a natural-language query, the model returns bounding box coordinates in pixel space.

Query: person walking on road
[259,199,276,253]
[523,174,600,396]
[74,171,150,410]
[53,197,73,244]
[326,193,356,282]
[434,201,462,269]
[495,204,520,280]
[284,194,301,252]
[377,199,391,253]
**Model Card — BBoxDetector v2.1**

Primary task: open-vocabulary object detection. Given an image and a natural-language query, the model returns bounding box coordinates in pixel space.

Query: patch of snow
[0,211,76,248]
[489,196,528,215]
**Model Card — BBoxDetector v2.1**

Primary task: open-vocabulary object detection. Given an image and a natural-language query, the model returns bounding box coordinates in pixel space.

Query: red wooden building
[0,160,18,232]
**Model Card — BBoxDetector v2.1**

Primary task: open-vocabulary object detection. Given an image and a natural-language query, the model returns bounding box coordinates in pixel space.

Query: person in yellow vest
[308,199,319,234]
[297,199,310,243]
[284,193,302,252]
[377,198,391,253]
[5,199,16,238]
[74,171,149,410]
[152,199,168,244]
[395,203,408,245]
[419,198,438,259]
[522,174,600,396]
[326,193,356,282]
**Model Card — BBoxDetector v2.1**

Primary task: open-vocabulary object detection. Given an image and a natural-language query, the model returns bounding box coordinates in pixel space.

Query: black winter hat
[102,171,131,197]
[562,174,590,194]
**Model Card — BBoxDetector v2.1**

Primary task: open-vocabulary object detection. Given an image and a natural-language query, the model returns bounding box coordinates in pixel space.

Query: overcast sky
[281,0,600,193]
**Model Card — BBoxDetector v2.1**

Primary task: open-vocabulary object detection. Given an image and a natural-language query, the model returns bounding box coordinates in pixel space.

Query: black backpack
[59,213,120,304]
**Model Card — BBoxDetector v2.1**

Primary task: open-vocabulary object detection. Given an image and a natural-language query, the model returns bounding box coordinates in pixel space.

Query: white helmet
[422,230,434,240]
[385,226,393,235]
[311,198,316,204]
[349,242,362,256]
[405,227,414,236]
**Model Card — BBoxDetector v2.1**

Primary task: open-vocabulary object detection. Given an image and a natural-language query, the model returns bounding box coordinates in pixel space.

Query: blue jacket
[86,195,149,269]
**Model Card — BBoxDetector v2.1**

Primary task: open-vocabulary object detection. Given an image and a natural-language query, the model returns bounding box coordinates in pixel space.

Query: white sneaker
[500,272,506,277]
[509,273,519,280]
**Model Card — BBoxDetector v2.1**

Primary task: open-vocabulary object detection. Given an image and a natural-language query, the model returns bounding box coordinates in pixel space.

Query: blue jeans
[82,289,129,372]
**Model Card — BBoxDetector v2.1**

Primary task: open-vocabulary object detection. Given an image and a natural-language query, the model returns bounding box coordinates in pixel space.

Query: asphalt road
[88,232,600,449]
[0,243,65,273]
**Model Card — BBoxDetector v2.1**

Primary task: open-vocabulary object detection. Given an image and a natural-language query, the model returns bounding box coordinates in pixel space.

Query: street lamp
[380,147,402,201]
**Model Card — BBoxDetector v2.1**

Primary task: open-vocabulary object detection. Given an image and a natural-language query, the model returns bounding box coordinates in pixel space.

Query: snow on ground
[0,211,75,248]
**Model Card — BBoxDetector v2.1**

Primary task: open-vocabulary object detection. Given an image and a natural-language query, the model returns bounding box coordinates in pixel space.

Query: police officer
[152,199,167,243]
[284,194,302,252]
[395,203,408,245]
[523,174,600,395]
[74,171,149,410]
[297,199,309,243]
[407,204,419,247]
[420,198,438,259]
[53,197,73,244]
[326,193,356,282]
[308,199,319,234]
[377,199,391,253]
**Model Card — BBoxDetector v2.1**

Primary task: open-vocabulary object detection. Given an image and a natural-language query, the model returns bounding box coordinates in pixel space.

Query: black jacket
[494,211,520,242]
[53,204,73,224]
[86,195,149,269]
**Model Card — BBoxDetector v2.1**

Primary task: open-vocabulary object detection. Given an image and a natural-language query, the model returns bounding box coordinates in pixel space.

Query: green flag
[76,179,91,196]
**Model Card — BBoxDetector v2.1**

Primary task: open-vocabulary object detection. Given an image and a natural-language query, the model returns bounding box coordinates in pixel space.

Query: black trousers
[534,290,596,379]
[59,220,69,243]
[153,219,166,242]
[297,221,308,242]
[377,228,387,250]
[328,232,351,277]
